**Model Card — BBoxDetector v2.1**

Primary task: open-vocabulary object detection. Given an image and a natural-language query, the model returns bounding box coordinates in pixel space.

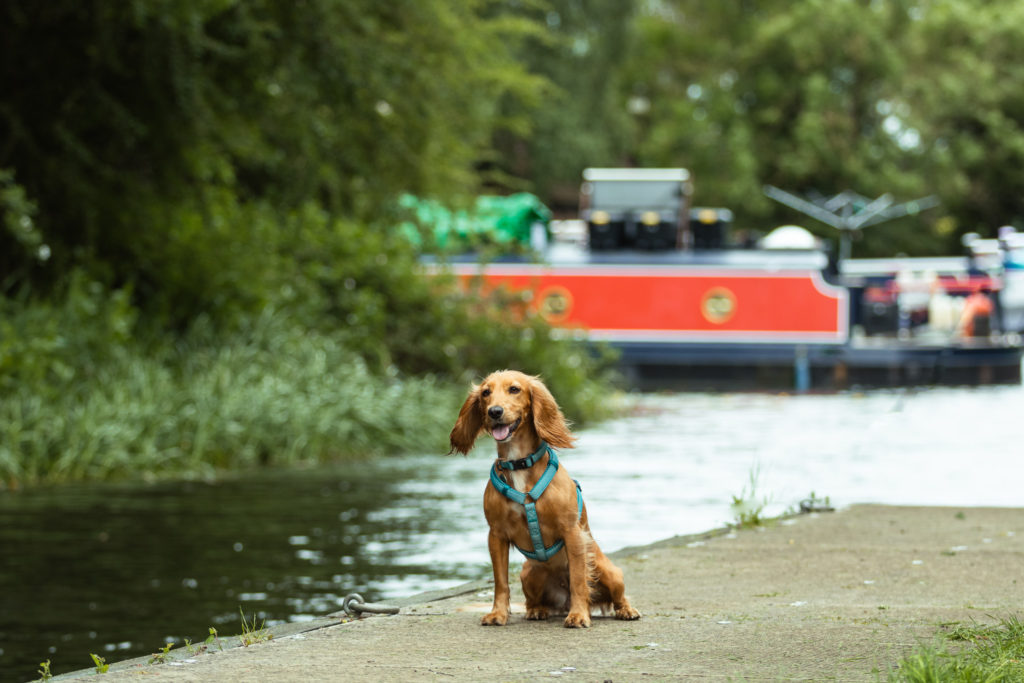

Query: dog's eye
[508,386,521,394]
[481,388,491,398]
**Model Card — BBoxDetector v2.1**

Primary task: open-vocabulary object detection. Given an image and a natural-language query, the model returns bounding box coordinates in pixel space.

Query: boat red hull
[450,263,849,345]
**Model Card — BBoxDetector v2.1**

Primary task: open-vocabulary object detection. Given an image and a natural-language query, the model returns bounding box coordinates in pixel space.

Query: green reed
[1,299,458,486]
[891,616,1024,682]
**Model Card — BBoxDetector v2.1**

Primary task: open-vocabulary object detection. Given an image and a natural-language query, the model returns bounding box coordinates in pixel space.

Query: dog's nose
[488,406,504,420]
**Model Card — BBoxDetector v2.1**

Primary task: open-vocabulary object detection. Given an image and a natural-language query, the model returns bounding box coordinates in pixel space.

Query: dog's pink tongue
[492,424,511,441]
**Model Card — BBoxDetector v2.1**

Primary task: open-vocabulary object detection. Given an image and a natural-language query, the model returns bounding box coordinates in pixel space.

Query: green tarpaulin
[399,193,551,250]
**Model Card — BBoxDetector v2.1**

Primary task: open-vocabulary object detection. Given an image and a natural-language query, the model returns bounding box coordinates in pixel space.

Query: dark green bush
[282,204,618,420]
[0,220,617,487]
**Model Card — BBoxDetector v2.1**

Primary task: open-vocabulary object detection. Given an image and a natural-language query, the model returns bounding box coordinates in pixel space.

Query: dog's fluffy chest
[507,469,531,493]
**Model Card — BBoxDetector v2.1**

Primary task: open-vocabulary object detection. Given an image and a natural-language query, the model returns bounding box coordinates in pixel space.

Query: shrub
[0,244,616,487]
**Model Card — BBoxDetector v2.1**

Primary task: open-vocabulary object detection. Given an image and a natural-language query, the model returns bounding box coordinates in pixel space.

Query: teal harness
[488,442,583,562]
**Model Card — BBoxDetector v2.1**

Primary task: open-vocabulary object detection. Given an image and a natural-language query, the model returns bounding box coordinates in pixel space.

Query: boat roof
[582,168,691,183]
[432,243,829,270]
[550,245,827,269]
[841,256,979,277]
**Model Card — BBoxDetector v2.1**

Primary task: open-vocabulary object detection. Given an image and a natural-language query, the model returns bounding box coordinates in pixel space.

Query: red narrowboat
[428,169,1023,389]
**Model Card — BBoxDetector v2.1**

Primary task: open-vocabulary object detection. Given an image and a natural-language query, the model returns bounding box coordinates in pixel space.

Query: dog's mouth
[490,417,522,442]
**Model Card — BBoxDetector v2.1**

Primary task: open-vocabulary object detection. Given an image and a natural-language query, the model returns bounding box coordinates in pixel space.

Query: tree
[0,1,544,313]
[487,0,638,212]
[901,0,1024,237]
[620,1,948,255]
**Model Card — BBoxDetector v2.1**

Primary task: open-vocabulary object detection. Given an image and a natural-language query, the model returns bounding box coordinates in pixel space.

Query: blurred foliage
[0,275,458,485]
[7,1,1024,282]
[495,0,1024,254]
[1,0,544,310]
[0,169,43,275]
[0,270,615,486]
[617,0,943,254]
[901,1,1024,234]
[487,0,637,207]
[0,1,614,486]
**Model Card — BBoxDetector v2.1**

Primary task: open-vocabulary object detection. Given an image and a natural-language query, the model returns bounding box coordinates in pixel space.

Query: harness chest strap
[489,442,583,562]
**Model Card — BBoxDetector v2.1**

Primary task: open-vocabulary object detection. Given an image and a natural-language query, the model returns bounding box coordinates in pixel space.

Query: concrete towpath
[64,505,1023,682]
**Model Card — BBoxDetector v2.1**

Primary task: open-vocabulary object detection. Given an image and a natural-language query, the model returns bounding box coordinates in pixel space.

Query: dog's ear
[449,384,484,454]
[529,376,576,450]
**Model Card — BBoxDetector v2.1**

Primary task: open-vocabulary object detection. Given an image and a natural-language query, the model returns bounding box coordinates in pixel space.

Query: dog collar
[497,441,551,471]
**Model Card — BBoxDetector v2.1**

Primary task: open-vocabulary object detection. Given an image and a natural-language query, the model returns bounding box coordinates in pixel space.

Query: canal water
[2,384,1023,680]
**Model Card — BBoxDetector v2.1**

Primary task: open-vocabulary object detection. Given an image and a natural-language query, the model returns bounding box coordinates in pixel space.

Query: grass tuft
[730,464,770,528]
[148,642,173,665]
[891,616,1024,682]
[238,608,272,647]
[89,653,109,674]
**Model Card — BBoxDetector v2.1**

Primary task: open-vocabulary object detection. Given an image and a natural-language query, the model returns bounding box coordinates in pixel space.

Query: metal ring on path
[341,593,400,617]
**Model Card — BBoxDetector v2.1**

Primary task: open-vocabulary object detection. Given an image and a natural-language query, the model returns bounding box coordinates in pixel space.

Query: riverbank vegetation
[5,1,1024,486]
[0,235,616,487]
[0,2,620,487]
[892,616,1024,682]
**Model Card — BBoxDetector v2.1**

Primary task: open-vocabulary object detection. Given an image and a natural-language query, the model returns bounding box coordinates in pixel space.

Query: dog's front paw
[615,605,641,620]
[526,606,549,621]
[563,611,591,628]
[480,610,509,626]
